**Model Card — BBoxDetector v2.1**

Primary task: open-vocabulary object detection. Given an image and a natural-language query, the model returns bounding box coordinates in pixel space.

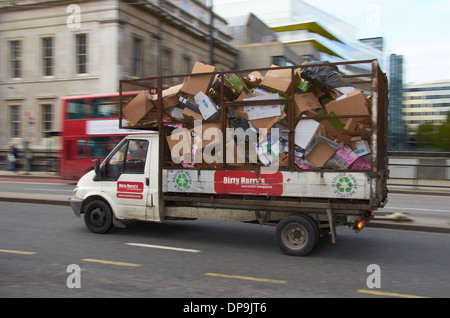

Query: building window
[132,37,142,77]
[162,49,172,85]
[10,40,21,78]
[182,56,191,74]
[10,105,21,138]
[272,56,286,66]
[42,37,54,76]
[75,34,88,74]
[41,104,53,132]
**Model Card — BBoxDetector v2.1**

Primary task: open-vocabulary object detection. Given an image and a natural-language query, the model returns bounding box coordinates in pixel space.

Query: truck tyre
[84,200,114,234]
[276,214,319,256]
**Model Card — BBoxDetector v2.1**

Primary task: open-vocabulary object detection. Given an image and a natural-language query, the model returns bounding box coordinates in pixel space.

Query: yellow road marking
[357,289,429,298]
[82,258,142,267]
[0,249,36,255]
[205,273,287,284]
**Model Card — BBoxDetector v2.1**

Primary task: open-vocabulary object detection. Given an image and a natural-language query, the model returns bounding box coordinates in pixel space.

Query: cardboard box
[294,92,322,118]
[306,139,336,168]
[256,132,282,166]
[166,128,192,164]
[195,91,219,121]
[227,73,249,94]
[294,118,320,156]
[122,90,154,126]
[190,122,222,150]
[167,107,184,119]
[210,75,240,102]
[350,156,371,170]
[182,107,203,121]
[249,112,286,132]
[181,62,217,96]
[325,91,370,119]
[152,84,183,109]
[243,71,263,88]
[335,145,359,167]
[178,96,200,113]
[260,65,301,96]
[243,94,283,120]
[353,140,371,157]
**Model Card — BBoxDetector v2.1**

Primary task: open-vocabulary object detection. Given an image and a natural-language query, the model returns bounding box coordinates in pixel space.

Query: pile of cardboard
[121,62,373,170]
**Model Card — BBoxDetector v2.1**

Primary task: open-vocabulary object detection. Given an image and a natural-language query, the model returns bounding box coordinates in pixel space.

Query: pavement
[0,170,449,234]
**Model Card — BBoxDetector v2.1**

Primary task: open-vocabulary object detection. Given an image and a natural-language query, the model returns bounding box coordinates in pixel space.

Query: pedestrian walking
[7,144,19,173]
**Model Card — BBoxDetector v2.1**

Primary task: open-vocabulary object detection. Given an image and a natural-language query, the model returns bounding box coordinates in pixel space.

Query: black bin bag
[300,61,352,97]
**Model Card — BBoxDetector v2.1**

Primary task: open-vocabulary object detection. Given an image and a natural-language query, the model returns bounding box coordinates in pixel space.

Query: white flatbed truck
[70,60,389,256]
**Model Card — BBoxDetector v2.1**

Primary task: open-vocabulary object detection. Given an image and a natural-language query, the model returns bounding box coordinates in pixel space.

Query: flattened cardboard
[122,90,154,126]
[181,62,217,96]
[306,140,336,168]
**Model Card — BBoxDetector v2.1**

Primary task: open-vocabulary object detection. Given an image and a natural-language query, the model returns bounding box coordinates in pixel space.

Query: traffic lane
[0,181,75,195]
[1,202,450,298]
[381,193,450,218]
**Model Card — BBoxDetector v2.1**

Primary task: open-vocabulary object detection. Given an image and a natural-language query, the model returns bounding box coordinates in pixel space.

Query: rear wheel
[84,200,113,234]
[276,214,319,256]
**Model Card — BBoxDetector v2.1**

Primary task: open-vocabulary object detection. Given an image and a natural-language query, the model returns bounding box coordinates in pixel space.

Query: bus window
[78,139,87,158]
[89,136,110,158]
[92,97,118,119]
[68,99,87,119]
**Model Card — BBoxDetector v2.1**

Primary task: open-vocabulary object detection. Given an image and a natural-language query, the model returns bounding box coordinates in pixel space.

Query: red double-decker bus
[59,92,153,180]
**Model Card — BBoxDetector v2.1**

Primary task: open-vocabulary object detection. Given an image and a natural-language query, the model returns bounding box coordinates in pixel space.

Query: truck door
[102,138,150,220]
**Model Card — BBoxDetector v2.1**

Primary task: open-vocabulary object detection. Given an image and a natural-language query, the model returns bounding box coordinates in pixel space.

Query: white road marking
[385,206,450,213]
[126,243,201,253]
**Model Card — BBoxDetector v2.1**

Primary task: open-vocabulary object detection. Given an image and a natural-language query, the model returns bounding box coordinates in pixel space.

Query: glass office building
[213,0,385,74]
[388,54,406,150]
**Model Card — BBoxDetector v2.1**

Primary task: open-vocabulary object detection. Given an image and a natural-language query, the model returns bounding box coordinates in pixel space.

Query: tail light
[354,219,365,231]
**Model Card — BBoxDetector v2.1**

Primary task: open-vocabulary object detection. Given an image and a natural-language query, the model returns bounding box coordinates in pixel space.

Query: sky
[214,0,450,84]
[303,0,450,84]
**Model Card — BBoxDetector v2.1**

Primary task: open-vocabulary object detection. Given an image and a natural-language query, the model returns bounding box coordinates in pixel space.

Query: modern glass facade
[214,0,385,74]
[388,54,406,150]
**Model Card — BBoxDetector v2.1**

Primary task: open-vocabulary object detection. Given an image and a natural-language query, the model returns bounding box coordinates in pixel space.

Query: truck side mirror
[93,159,103,181]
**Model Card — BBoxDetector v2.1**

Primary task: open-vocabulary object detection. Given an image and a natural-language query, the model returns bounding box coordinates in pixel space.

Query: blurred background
[1,0,449,186]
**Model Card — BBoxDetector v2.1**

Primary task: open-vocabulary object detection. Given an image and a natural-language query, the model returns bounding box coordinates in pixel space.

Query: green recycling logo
[332,173,358,198]
[176,173,189,188]
[336,177,353,193]
[172,171,192,192]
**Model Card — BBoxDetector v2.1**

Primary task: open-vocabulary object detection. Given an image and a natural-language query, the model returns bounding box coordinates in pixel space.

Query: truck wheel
[84,200,113,234]
[276,214,319,256]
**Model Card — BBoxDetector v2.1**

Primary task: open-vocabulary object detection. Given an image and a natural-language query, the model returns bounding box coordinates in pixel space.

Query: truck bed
[119,60,389,213]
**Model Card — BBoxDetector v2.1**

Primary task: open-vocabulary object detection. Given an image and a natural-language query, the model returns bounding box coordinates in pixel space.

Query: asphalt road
[1,201,449,299]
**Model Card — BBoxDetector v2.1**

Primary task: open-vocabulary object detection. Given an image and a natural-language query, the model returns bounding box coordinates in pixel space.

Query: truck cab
[71,134,160,233]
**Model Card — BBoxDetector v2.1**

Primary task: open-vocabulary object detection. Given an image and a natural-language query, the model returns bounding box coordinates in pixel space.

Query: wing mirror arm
[93,159,104,181]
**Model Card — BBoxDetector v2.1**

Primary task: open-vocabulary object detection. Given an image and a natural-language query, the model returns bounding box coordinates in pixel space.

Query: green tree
[416,112,450,151]
[416,122,438,148]
[437,113,450,151]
